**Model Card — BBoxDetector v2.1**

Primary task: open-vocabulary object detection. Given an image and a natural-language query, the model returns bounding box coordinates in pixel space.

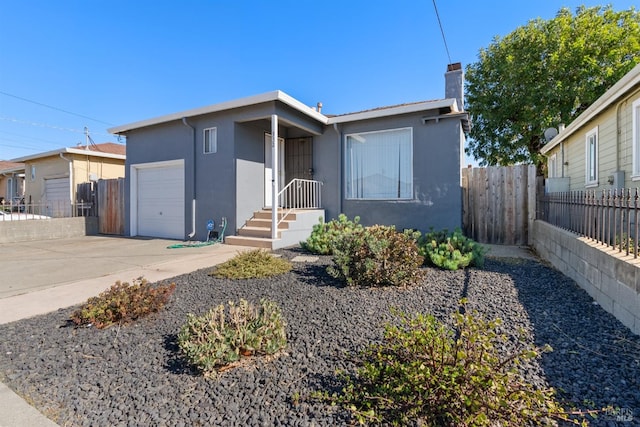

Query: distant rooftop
[11,142,126,162]
[74,142,126,156]
[0,161,24,173]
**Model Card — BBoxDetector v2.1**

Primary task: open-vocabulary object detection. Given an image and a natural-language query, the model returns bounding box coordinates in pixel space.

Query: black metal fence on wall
[538,189,640,257]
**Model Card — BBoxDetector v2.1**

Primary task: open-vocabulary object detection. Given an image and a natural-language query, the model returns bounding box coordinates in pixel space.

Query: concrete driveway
[0,235,252,324]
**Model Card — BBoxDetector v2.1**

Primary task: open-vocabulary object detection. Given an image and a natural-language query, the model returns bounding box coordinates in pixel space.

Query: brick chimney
[445,62,464,112]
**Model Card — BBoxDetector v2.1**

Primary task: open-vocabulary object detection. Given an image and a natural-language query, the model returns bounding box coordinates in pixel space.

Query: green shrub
[319,304,580,426]
[178,298,287,377]
[419,228,485,270]
[210,249,292,279]
[70,278,176,329]
[301,214,363,255]
[327,225,425,287]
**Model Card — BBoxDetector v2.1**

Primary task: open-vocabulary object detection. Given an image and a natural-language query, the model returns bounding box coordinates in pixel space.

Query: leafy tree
[465,5,640,171]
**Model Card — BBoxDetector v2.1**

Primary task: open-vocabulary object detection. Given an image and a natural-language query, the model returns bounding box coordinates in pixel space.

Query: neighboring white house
[541,63,640,192]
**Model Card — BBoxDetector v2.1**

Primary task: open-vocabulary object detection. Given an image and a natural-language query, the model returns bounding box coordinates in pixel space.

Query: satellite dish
[544,127,558,142]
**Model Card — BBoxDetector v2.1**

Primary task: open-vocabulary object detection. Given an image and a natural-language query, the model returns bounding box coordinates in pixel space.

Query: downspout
[59,153,73,204]
[333,123,343,214]
[182,117,197,238]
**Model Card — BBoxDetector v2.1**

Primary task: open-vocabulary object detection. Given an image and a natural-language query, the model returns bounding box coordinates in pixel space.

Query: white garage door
[136,163,185,239]
[44,177,70,217]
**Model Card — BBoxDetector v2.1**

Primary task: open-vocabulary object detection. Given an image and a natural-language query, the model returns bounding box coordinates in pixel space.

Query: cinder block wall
[0,217,98,243]
[532,220,640,335]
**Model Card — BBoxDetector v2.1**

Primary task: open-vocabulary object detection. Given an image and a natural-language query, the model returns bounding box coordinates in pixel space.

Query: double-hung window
[585,126,598,187]
[548,153,557,178]
[345,127,412,200]
[203,127,217,154]
[633,99,640,179]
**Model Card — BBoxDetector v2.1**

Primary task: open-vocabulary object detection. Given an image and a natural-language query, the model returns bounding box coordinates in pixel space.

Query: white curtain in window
[346,128,412,199]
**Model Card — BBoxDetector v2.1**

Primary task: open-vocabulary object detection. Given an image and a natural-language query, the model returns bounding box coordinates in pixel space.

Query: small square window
[204,127,217,154]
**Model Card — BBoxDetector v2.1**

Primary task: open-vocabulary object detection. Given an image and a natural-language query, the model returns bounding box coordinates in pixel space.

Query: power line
[432,0,452,64]
[0,116,112,138]
[0,90,115,126]
[0,129,65,145]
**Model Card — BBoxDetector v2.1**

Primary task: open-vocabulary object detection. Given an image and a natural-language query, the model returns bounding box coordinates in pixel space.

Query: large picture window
[345,127,412,199]
[585,126,598,187]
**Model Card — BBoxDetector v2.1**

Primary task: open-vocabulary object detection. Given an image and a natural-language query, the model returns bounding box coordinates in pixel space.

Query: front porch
[227,177,324,249]
[225,207,324,249]
[229,112,325,249]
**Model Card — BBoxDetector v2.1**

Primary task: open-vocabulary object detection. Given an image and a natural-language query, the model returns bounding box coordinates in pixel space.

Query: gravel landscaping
[0,248,639,426]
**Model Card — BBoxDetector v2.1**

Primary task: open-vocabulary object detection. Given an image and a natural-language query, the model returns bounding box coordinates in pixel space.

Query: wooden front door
[285,137,313,182]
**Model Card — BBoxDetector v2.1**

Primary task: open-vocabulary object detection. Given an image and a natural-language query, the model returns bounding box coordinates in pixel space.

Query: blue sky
[0,1,637,163]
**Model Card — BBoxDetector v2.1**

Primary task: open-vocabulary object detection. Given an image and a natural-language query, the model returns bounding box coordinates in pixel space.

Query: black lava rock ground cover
[0,248,639,426]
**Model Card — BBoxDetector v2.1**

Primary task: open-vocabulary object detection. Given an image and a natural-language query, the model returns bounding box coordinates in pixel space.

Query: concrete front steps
[225,208,324,250]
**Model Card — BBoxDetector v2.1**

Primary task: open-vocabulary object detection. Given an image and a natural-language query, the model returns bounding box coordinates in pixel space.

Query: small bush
[178,298,287,377]
[70,278,175,329]
[210,249,292,279]
[328,225,425,287]
[419,228,485,270]
[319,304,579,426]
[301,214,363,255]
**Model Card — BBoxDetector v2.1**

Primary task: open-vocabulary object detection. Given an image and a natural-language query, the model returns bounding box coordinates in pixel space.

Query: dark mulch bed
[0,248,639,426]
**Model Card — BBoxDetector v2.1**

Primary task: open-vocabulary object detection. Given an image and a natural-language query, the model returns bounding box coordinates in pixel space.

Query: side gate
[461,165,538,245]
[97,178,125,235]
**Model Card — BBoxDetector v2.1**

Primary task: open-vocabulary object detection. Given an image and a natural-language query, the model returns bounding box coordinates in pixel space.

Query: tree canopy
[465,5,640,170]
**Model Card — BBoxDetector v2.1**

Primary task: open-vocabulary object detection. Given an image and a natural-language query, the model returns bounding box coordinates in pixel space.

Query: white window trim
[203,127,217,154]
[344,127,413,200]
[632,99,640,180]
[548,153,557,178]
[30,165,36,181]
[585,126,598,188]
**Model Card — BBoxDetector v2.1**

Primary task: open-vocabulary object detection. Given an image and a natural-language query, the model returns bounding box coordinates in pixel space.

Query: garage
[133,161,185,239]
[44,177,70,217]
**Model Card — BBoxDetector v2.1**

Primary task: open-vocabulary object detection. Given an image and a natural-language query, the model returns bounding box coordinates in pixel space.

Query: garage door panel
[44,178,70,217]
[136,163,184,239]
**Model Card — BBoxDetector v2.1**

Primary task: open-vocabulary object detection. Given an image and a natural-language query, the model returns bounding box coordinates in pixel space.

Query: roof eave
[541,63,640,155]
[12,147,125,162]
[328,99,458,124]
[108,90,328,135]
[0,167,25,174]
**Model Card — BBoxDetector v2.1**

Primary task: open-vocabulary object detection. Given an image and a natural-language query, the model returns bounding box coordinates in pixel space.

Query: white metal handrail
[276,178,323,226]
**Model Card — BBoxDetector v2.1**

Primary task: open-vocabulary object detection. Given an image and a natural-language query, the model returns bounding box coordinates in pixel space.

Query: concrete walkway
[0,238,536,427]
[0,236,254,427]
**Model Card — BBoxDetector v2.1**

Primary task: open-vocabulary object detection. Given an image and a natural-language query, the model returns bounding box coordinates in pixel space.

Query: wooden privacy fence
[461,165,538,245]
[96,178,125,235]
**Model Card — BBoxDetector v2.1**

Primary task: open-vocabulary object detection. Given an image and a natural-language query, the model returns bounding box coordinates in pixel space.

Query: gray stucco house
[109,63,469,249]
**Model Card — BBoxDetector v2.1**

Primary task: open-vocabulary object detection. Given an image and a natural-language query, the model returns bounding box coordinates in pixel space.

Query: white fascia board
[328,99,457,124]
[275,91,329,124]
[0,166,25,174]
[11,148,125,162]
[108,90,328,134]
[65,148,126,160]
[541,63,640,155]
